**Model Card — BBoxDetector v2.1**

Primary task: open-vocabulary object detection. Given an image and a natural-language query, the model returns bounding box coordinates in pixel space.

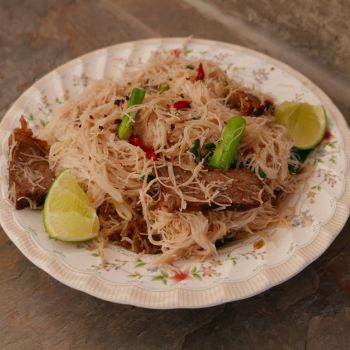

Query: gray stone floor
[0,1,349,349]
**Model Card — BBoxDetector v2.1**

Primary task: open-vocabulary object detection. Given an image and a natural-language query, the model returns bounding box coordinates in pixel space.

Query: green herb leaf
[289,147,314,174]
[190,139,201,163]
[215,235,235,248]
[159,83,170,93]
[203,143,215,150]
[146,174,156,183]
[291,147,314,163]
[258,168,266,178]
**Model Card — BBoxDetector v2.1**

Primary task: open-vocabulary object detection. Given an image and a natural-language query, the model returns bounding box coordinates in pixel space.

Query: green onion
[291,147,314,163]
[208,116,246,170]
[146,174,156,183]
[118,88,146,140]
[289,147,314,174]
[215,235,234,248]
[159,83,170,93]
[203,143,215,150]
[190,139,201,163]
[258,168,266,178]
[141,174,156,183]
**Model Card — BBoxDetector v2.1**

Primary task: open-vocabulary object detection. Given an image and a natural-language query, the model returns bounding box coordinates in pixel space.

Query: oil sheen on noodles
[36,52,313,264]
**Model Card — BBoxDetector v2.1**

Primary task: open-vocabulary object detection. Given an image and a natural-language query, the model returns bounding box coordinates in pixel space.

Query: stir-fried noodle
[35,53,313,263]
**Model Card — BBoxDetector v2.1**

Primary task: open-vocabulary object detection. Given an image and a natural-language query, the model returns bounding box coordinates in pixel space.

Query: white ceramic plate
[1,38,349,309]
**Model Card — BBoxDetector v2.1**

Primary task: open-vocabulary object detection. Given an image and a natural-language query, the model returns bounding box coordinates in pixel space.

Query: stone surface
[198,0,350,79]
[0,1,350,349]
[184,0,350,118]
[306,308,350,350]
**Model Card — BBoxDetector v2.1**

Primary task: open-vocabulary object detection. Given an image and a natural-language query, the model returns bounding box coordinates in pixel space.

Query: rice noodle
[36,52,314,264]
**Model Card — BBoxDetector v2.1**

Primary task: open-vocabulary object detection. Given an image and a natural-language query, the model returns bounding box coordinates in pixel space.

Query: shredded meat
[98,202,160,254]
[119,216,160,253]
[158,167,268,212]
[8,117,54,209]
[228,90,272,116]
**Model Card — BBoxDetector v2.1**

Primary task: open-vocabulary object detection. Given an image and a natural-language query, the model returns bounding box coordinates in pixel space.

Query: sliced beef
[8,117,54,209]
[158,167,268,212]
[228,90,272,116]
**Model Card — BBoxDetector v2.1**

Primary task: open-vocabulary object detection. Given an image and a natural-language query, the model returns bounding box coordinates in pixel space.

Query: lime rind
[52,174,90,205]
[275,102,299,125]
[275,102,328,149]
[44,212,99,241]
[43,170,99,242]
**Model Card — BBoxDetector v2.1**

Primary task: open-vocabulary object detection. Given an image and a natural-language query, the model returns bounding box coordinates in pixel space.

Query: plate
[0,38,349,309]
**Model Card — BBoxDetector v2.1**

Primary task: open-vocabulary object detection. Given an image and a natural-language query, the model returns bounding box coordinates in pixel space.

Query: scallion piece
[289,147,314,174]
[118,88,146,140]
[147,174,156,183]
[208,116,246,170]
[159,83,170,93]
[190,139,201,163]
[203,143,215,150]
[291,147,314,164]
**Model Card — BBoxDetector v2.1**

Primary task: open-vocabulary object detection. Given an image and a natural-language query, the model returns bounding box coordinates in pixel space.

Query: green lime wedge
[43,170,99,242]
[275,102,328,149]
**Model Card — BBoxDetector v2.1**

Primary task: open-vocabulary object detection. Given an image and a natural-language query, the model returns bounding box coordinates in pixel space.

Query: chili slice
[171,49,181,57]
[129,135,157,160]
[173,100,191,109]
[196,62,204,81]
[324,130,332,140]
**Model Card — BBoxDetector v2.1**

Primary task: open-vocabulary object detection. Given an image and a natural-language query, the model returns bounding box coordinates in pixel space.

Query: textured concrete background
[1,1,350,349]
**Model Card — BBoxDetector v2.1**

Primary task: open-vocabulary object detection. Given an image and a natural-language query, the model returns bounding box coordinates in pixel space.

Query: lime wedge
[275,102,328,149]
[43,170,99,242]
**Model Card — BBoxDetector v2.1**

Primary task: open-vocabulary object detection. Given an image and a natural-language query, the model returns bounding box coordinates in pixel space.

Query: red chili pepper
[129,135,157,160]
[196,62,204,81]
[324,130,332,140]
[173,100,191,110]
[129,135,142,147]
[141,145,157,160]
[171,48,181,57]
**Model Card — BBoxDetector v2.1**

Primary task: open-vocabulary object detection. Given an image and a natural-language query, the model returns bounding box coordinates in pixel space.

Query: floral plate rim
[0,38,349,309]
